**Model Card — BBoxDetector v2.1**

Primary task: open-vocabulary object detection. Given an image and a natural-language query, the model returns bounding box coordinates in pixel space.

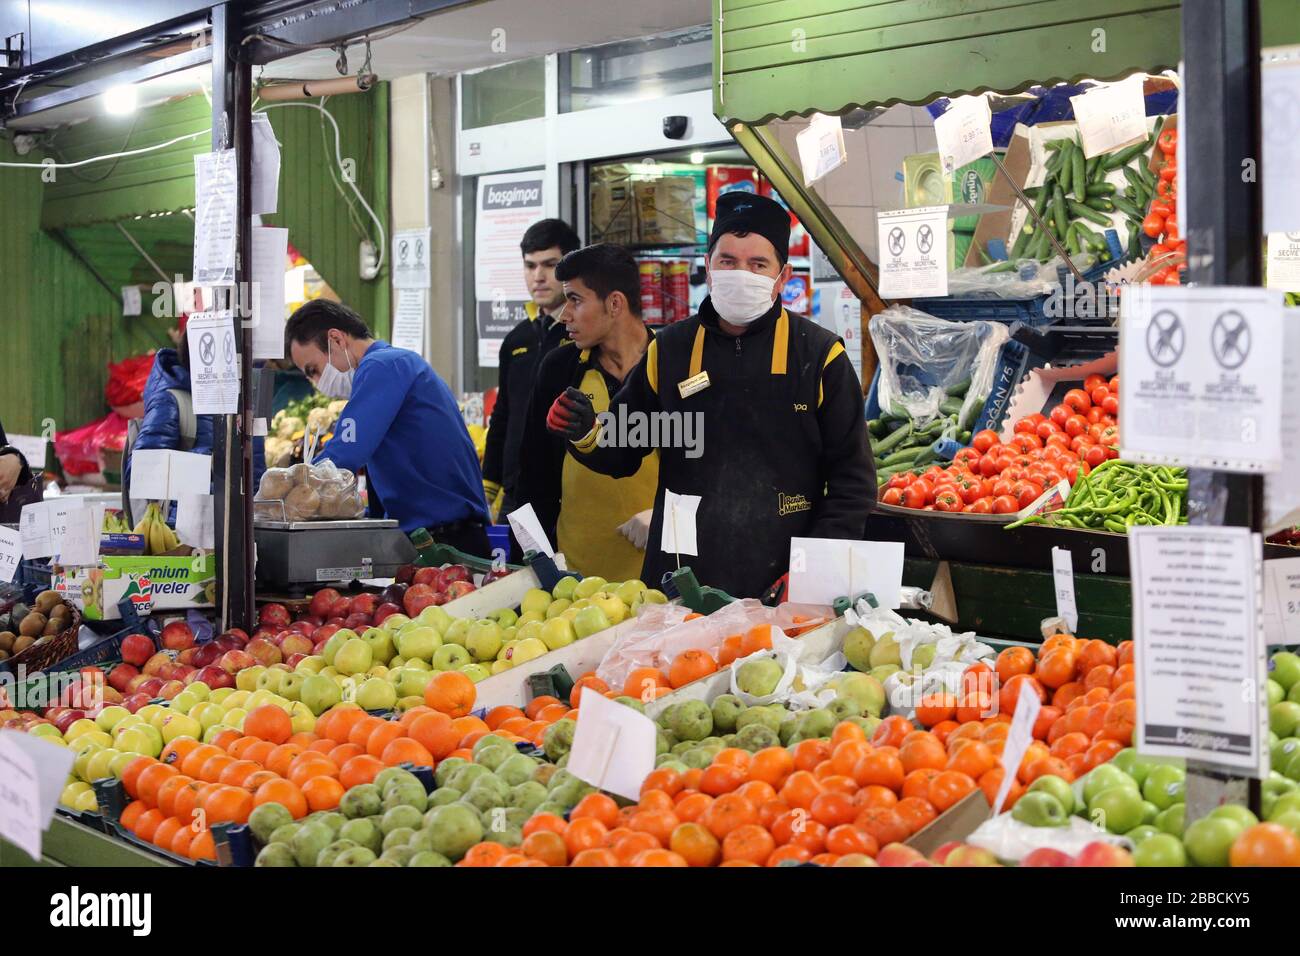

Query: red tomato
[1035,421,1060,442]
[934,491,962,512]
[1083,445,1108,468]
[1164,216,1179,241]
[1158,128,1177,155]
[1001,466,1026,483]
[923,466,947,482]
[887,471,915,490]
[980,479,997,498]
[1159,163,1178,182]
[1010,434,1042,454]
[1149,200,1173,218]
[1143,213,1165,238]
[1101,394,1119,417]
[1014,418,1038,435]
[1064,414,1088,437]
[979,455,1002,478]
[1070,435,1093,454]
[912,478,935,500]
[1087,423,1106,443]
[880,487,903,506]
[1108,375,1119,391]
[900,484,928,509]
[953,448,982,468]
[1090,386,1110,406]
[991,478,1014,498]
[1149,242,1170,259]
[1098,425,1120,447]
[991,495,1020,515]
[1050,405,1071,427]
[1045,433,1071,452]
[1025,413,1046,427]
[970,498,994,515]
[1063,389,1092,413]
[1014,482,1045,510]
[970,430,1000,454]
[1083,374,1107,393]
[1086,407,1105,424]
[958,482,982,506]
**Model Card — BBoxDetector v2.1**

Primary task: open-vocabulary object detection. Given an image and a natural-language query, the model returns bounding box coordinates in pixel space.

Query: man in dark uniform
[544,193,874,599]
[481,218,580,519]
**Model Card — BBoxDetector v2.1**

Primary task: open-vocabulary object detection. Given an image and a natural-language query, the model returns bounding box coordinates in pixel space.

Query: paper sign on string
[567,691,657,802]
[787,537,905,608]
[187,310,240,415]
[250,111,280,217]
[192,149,237,286]
[0,730,75,861]
[876,206,949,299]
[993,680,1043,814]
[393,228,432,290]
[795,112,848,186]
[506,503,554,557]
[121,285,141,316]
[251,227,289,360]
[0,526,21,584]
[659,490,700,560]
[176,495,216,550]
[391,289,427,354]
[1051,547,1079,633]
[128,450,213,501]
[933,94,994,174]
[1069,76,1147,159]
[19,502,52,559]
[56,503,98,567]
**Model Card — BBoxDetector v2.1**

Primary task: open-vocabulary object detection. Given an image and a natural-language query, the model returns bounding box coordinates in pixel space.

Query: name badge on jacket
[678,371,710,399]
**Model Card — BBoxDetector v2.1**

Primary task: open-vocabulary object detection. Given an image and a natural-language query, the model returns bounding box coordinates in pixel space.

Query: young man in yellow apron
[515,244,658,580]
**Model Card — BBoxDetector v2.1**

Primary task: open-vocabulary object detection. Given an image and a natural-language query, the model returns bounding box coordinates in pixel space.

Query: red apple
[482,566,511,584]
[312,623,341,644]
[137,678,165,698]
[929,841,963,865]
[142,651,173,677]
[53,710,85,734]
[309,588,342,620]
[101,687,123,705]
[344,612,372,631]
[219,649,256,674]
[194,644,223,668]
[176,647,201,666]
[413,566,442,588]
[395,564,416,585]
[328,597,352,619]
[259,603,291,629]
[122,693,150,713]
[108,663,140,692]
[212,635,241,655]
[157,680,184,700]
[441,564,472,585]
[280,634,314,659]
[944,845,1000,867]
[1021,847,1074,867]
[120,633,156,667]
[324,616,346,627]
[161,619,196,650]
[284,653,307,669]
[372,603,402,627]
[876,843,927,867]
[443,580,475,601]
[270,663,292,674]
[126,673,151,693]
[193,665,235,690]
[245,638,283,667]
[379,584,407,607]
[312,639,329,656]
[403,584,438,617]
[223,627,250,646]
[1074,842,1135,867]
[289,620,317,638]
[348,593,378,616]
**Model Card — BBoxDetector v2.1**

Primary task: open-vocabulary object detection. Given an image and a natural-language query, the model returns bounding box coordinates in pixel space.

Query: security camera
[662,115,689,140]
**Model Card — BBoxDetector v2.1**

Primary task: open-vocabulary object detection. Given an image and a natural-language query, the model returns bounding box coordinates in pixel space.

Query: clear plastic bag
[944,254,1097,299]
[868,306,1009,427]
[254,460,363,521]
[966,813,1131,863]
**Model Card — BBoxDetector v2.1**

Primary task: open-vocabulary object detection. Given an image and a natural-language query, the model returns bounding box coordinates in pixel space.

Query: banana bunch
[134,502,179,555]
[101,510,131,534]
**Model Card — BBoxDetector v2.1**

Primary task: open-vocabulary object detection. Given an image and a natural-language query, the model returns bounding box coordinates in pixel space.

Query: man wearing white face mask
[285,300,492,556]
[546,192,874,599]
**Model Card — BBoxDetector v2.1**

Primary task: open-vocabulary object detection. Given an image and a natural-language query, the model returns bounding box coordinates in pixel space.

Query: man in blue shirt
[284,300,492,557]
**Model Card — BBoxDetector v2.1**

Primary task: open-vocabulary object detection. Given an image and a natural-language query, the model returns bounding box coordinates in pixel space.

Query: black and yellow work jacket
[569,296,874,599]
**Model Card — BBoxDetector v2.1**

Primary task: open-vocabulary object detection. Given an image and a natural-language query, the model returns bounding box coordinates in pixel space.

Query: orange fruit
[241,771,279,795]
[995,646,1035,683]
[675,792,715,823]
[668,649,718,689]
[622,666,670,701]
[325,707,367,743]
[779,770,825,810]
[170,825,195,858]
[302,776,345,811]
[133,808,166,843]
[179,745,221,780]
[564,817,609,858]
[198,753,236,784]
[855,807,910,846]
[899,735,947,774]
[449,715,489,741]
[210,729,241,752]
[810,791,858,827]
[639,767,684,798]
[120,800,147,831]
[347,716,385,748]
[853,751,905,792]
[226,736,264,760]
[484,705,525,730]
[244,705,293,744]
[425,671,476,717]
[160,737,203,768]
[364,721,404,759]
[171,780,209,825]
[570,848,618,867]
[265,743,306,777]
[670,821,721,866]
[338,754,384,789]
[571,793,620,829]
[204,785,253,824]
[915,693,957,728]
[927,770,976,812]
[239,740,276,768]
[895,796,938,834]
[253,778,308,818]
[740,624,774,656]
[217,759,262,789]
[1229,822,1300,867]
[151,816,184,850]
[700,793,758,840]
[521,830,569,867]
[189,828,217,862]
[631,848,689,867]
[870,716,914,749]
[462,842,509,867]
[717,635,746,667]
[287,755,338,789]
[766,844,814,866]
[946,740,996,779]
[136,762,179,807]
[721,823,775,865]
[699,764,748,796]
[854,785,899,810]
[826,825,879,857]
[628,809,679,846]
[569,675,609,708]
[155,774,194,819]
[381,737,434,767]
[121,756,157,799]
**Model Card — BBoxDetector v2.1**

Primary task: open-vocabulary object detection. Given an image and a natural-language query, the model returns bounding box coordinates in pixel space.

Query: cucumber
[1084,196,1115,212]
[939,396,965,417]
[946,378,971,397]
[1067,199,1113,226]
[1102,140,1150,169]
[1085,182,1116,196]
[1072,147,1087,203]
[1110,195,1145,219]
[1044,138,1072,152]
[880,446,926,468]
[1057,143,1073,197]
[1052,185,1069,242]
[871,420,913,455]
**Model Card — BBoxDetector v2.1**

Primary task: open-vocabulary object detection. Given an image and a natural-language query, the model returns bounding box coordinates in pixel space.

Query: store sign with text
[475,172,547,368]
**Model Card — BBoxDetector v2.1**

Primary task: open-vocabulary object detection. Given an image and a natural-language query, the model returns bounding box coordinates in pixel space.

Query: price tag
[0,525,21,584]
[121,285,141,316]
[933,94,994,174]
[1070,76,1148,159]
[0,734,42,860]
[795,113,847,186]
[567,691,657,801]
[1119,286,1284,472]
[788,537,905,608]
[47,501,72,560]
[1130,526,1267,777]
[993,680,1042,814]
[19,502,52,558]
[876,206,949,299]
[1051,546,1079,633]
[659,490,701,557]
[1265,316,1300,533]
[56,504,98,567]
[1264,557,1300,647]
[506,503,554,557]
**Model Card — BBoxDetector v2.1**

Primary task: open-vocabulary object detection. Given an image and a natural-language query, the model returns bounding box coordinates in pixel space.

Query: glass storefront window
[461,58,545,129]
[560,26,710,113]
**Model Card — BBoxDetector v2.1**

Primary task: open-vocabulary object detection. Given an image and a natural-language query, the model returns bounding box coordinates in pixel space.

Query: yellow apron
[556,358,659,582]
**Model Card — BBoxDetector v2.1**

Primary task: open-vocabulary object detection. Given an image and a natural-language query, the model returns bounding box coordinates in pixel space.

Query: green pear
[842,626,877,672]
[868,633,901,669]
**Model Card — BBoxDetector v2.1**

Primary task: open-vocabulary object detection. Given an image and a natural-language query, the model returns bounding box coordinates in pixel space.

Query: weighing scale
[253,517,417,592]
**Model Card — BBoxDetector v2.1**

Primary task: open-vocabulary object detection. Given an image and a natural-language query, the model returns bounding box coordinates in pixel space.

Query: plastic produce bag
[966,812,1130,863]
[54,413,129,477]
[869,306,1009,427]
[105,352,156,411]
[254,460,364,521]
[943,255,1098,299]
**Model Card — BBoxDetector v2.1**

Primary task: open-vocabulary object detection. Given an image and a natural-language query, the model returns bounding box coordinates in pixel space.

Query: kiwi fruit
[34,590,61,615]
[0,649,8,662]
[12,634,35,654]
[19,612,46,638]
[42,617,61,636]
[49,603,71,620]
[0,632,14,652]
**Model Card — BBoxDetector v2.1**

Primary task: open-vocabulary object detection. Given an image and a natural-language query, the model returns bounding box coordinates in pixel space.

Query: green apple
[322,629,356,666]
[488,608,518,629]
[1013,791,1069,827]
[28,724,62,743]
[295,655,326,675]
[572,576,606,600]
[301,673,343,715]
[395,667,436,699]
[1134,832,1186,867]
[1290,682,1300,704]
[539,617,576,651]
[1141,764,1186,810]
[94,706,131,734]
[639,588,668,605]
[256,670,287,696]
[550,576,579,601]
[172,690,202,714]
[515,620,545,643]
[443,618,472,647]
[590,593,627,626]
[1183,816,1243,867]
[432,644,472,671]
[279,672,306,702]
[490,660,512,675]
[415,605,452,635]
[223,708,248,731]
[1208,804,1258,829]
[160,713,203,744]
[83,747,121,783]
[1270,701,1300,738]
[64,718,100,741]
[1269,790,1300,821]
[1272,651,1300,692]
[614,580,646,606]
[524,589,557,620]
[334,638,373,676]
[466,620,504,661]
[1142,800,1159,824]
[396,626,441,661]
[572,606,611,640]
[209,688,235,705]
[1270,810,1300,836]
[1269,680,1286,707]
[459,663,491,682]
[380,613,411,633]
[236,665,266,692]
[545,599,572,619]
[517,612,545,627]
[506,637,549,667]
[356,677,397,711]
[1083,764,1139,805]
[1272,737,1300,771]
[1088,786,1145,834]
[108,750,137,779]
[1110,748,1154,789]
[361,628,395,664]
[1125,824,1160,846]
[115,727,161,758]
[402,657,430,672]
[1027,774,1076,815]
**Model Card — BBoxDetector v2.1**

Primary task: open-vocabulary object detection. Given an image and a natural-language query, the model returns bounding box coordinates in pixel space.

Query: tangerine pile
[114,671,497,862]
[456,715,986,867]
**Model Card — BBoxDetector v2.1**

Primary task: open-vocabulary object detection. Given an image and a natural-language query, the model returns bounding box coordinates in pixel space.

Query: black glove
[546,387,596,442]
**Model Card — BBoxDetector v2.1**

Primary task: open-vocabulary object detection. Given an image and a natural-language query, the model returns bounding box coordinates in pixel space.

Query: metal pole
[1180,0,1264,817]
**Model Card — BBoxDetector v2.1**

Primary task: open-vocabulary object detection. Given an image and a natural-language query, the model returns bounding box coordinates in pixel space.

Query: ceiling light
[103,84,138,116]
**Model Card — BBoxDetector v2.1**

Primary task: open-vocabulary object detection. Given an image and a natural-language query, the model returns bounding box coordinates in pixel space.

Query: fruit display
[1004,460,1187,531]
[132,502,182,555]
[868,379,975,482]
[0,589,76,664]
[1137,124,1183,286]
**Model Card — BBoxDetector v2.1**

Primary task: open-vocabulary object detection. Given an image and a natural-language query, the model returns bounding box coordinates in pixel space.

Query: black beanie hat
[708,192,790,264]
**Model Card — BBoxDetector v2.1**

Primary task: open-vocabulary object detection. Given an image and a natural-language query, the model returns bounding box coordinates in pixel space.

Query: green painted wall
[1,84,390,436]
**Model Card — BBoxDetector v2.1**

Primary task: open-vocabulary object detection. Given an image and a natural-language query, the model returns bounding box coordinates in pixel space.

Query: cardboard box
[634,176,697,245]
[54,553,216,620]
[590,165,636,245]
